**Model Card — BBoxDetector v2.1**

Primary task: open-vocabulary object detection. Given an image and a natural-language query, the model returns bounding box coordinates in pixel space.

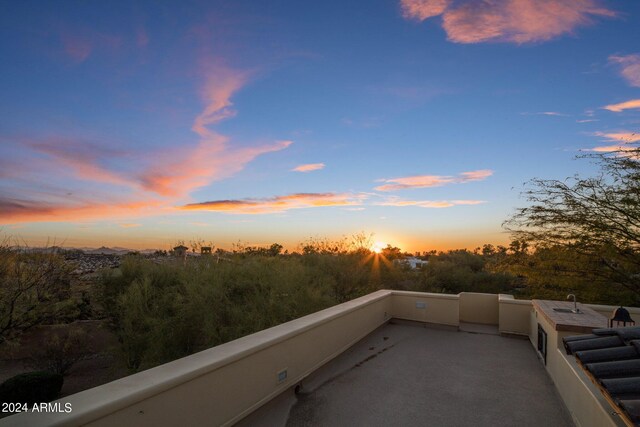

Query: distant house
[173,245,189,259]
[395,256,428,269]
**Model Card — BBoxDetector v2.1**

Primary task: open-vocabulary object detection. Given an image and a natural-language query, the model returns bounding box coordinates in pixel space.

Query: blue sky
[1,0,639,251]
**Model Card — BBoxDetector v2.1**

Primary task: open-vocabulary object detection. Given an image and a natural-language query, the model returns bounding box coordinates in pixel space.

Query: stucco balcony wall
[3,290,634,427]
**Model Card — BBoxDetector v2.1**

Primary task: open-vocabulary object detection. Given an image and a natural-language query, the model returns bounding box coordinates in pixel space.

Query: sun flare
[372,241,386,254]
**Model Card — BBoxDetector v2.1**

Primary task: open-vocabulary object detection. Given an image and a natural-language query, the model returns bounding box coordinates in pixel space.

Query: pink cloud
[0,196,163,224]
[58,26,124,63]
[400,0,615,44]
[192,67,249,140]
[520,111,569,117]
[43,68,287,199]
[119,223,142,228]
[182,193,366,215]
[60,33,93,63]
[538,112,568,117]
[603,99,640,113]
[132,66,290,197]
[588,145,636,153]
[609,54,640,87]
[376,175,455,191]
[379,198,486,208]
[137,139,292,197]
[593,131,640,143]
[22,137,292,201]
[458,170,494,181]
[2,66,293,223]
[584,131,639,156]
[27,139,130,186]
[401,0,451,20]
[292,163,325,172]
[375,169,492,191]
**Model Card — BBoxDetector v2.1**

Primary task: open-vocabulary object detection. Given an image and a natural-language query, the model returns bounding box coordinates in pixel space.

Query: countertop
[532,299,608,333]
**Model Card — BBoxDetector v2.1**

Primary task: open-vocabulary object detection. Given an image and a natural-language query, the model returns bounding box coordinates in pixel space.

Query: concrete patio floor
[239,320,574,427]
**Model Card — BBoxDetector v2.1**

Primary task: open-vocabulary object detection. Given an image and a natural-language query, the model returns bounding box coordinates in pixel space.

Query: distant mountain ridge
[81,246,130,255]
[13,246,160,255]
[78,246,159,255]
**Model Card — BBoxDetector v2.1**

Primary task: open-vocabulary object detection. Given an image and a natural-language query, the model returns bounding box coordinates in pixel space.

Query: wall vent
[277,369,288,383]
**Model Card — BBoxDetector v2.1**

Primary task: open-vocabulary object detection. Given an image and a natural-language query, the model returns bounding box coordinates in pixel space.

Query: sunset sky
[1,0,639,252]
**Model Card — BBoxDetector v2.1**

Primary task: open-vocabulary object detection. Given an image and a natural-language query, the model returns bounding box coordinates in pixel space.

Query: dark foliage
[0,244,75,344]
[0,371,63,405]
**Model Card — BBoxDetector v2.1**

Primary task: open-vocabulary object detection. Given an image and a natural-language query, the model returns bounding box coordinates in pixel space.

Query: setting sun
[371,241,386,254]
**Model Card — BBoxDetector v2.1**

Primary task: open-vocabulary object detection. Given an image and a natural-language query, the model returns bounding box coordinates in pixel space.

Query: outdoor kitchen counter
[533,300,608,334]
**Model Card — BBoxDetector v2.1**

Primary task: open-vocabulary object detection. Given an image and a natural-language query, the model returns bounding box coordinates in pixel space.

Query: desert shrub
[301,252,375,302]
[100,247,524,371]
[415,250,517,294]
[97,255,182,316]
[99,253,377,370]
[0,243,74,344]
[28,326,92,376]
[0,371,63,405]
[494,245,639,305]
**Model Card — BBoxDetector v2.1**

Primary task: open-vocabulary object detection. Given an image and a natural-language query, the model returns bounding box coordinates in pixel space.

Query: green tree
[381,244,403,260]
[268,243,283,257]
[0,243,73,344]
[506,143,640,297]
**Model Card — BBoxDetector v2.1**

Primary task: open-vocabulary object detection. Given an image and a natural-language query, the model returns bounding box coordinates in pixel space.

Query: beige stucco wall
[532,308,625,427]
[390,291,459,326]
[459,292,499,325]
[7,289,636,427]
[498,294,532,335]
[554,349,626,427]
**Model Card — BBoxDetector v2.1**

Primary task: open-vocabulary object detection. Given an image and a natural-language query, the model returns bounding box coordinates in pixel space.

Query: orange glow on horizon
[3,225,509,255]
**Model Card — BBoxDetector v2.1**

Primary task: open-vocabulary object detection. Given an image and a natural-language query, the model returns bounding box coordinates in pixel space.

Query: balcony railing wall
[4,290,637,427]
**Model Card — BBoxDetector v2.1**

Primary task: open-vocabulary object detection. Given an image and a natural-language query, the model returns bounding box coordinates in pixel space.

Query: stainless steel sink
[553,308,582,314]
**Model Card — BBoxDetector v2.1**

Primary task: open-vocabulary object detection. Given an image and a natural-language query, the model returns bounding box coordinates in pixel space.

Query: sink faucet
[567,294,579,313]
